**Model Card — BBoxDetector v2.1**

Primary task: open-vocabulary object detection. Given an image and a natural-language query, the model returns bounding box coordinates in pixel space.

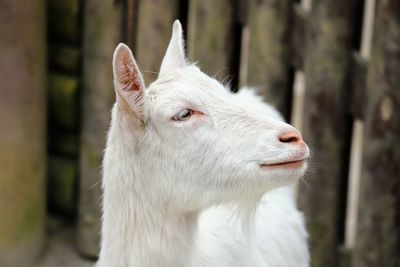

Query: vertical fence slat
[298,1,359,266]
[353,0,400,266]
[246,0,293,119]
[78,0,123,257]
[188,0,236,81]
[0,0,47,265]
[344,0,375,251]
[135,0,181,84]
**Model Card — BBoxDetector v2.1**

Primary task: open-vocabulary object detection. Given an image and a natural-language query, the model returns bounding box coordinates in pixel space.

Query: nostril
[283,136,299,143]
[279,131,302,144]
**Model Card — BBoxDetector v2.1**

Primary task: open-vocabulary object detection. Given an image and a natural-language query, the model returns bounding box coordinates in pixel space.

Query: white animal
[97,20,310,267]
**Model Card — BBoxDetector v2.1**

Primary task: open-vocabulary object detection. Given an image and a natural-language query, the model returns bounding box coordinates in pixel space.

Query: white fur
[97,20,310,267]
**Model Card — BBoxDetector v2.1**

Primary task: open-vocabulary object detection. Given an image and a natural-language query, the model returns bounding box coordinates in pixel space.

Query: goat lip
[259,159,306,169]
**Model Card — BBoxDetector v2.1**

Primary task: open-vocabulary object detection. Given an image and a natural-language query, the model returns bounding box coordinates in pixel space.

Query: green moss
[309,220,325,238]
[48,157,77,214]
[338,247,352,267]
[14,190,45,243]
[48,73,79,130]
[0,148,45,247]
[83,143,101,169]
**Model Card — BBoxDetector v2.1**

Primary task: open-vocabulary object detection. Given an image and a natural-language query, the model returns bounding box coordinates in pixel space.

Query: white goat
[98,20,310,267]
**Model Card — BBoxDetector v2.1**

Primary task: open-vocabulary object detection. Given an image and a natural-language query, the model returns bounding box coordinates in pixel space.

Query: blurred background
[0,0,399,266]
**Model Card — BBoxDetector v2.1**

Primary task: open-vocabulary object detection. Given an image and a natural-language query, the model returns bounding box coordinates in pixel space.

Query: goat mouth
[259,160,306,169]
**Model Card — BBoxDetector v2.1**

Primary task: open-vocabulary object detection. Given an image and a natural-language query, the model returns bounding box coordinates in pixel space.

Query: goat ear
[113,43,146,124]
[159,20,186,77]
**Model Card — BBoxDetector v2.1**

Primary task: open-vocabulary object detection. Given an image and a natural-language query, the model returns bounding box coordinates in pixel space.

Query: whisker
[143,70,159,75]
[213,67,229,79]
[299,176,311,188]
[221,74,235,89]
[89,180,102,191]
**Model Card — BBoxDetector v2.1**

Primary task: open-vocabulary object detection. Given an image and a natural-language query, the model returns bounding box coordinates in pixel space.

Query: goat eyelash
[171,109,206,122]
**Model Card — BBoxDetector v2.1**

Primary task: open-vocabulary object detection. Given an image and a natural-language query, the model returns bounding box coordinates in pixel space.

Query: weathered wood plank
[78,0,123,257]
[297,0,359,266]
[0,0,47,265]
[135,0,181,84]
[353,0,400,266]
[246,0,293,119]
[188,0,236,82]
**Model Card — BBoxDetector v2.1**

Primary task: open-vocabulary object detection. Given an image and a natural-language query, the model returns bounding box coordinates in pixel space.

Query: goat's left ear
[159,20,186,77]
[113,43,146,125]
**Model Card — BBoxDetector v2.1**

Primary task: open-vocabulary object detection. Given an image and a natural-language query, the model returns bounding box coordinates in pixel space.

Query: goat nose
[278,130,303,145]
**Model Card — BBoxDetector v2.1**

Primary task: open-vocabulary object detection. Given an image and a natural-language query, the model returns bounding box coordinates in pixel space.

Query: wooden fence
[0,0,399,266]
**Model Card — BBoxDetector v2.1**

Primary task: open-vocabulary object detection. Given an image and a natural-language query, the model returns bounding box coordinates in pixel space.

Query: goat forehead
[145,68,262,118]
[147,78,230,107]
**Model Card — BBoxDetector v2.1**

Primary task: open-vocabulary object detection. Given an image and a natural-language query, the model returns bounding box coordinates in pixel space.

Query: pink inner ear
[118,51,141,92]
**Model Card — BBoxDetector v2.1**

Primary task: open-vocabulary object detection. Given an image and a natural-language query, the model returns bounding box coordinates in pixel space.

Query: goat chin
[97,20,310,267]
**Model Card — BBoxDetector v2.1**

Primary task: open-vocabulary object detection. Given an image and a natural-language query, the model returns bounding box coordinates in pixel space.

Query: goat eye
[172,109,193,121]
